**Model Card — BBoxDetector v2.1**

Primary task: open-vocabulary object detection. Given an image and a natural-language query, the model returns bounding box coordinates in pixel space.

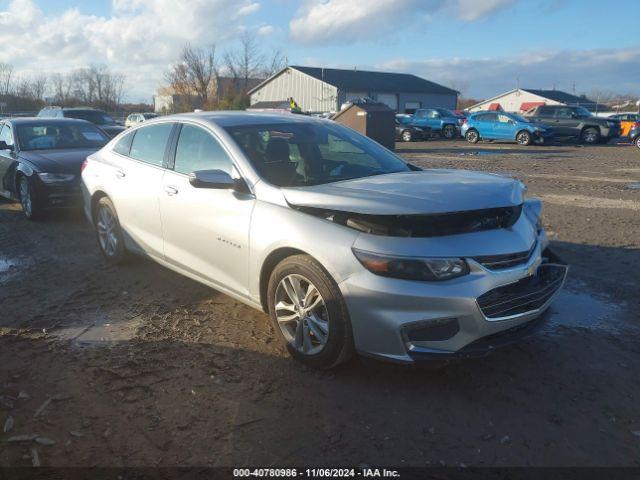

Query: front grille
[477,263,567,319]
[473,241,536,270]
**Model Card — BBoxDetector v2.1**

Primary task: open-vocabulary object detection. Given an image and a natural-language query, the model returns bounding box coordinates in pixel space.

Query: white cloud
[457,0,515,21]
[237,2,260,16]
[377,46,640,98]
[289,0,517,44]
[258,24,275,36]
[0,0,264,101]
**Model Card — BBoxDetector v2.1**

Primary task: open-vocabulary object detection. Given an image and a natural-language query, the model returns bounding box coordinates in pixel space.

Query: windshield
[142,113,158,119]
[17,123,110,151]
[65,110,116,125]
[511,113,530,123]
[226,121,411,187]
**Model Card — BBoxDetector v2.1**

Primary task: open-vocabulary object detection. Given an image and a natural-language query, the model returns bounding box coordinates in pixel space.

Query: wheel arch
[90,190,109,221]
[259,247,328,313]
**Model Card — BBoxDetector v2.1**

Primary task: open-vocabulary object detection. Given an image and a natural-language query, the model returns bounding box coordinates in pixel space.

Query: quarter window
[129,123,173,166]
[113,130,136,156]
[0,124,14,146]
[174,124,233,175]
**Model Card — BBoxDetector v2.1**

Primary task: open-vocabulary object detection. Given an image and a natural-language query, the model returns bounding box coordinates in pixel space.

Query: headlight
[353,249,469,281]
[38,173,76,184]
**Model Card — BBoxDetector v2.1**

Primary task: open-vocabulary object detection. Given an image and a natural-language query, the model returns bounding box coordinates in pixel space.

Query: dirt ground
[1,139,639,468]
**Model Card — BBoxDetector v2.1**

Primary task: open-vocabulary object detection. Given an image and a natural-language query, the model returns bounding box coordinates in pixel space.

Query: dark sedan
[0,118,110,220]
[628,122,640,149]
[395,115,430,142]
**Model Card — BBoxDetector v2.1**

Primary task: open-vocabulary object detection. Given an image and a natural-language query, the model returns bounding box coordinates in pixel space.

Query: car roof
[3,117,97,126]
[164,111,328,128]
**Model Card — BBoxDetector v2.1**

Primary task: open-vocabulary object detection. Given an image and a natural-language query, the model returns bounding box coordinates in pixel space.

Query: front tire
[401,129,413,142]
[634,136,640,149]
[516,130,532,146]
[442,124,456,139]
[465,129,479,144]
[94,196,126,265]
[18,175,45,220]
[267,254,354,369]
[581,127,600,145]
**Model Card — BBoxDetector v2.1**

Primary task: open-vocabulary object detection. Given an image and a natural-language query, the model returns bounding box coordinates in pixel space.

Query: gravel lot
[1,139,639,468]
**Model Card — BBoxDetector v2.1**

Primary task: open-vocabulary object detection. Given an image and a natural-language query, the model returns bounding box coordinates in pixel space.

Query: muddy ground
[0,139,639,468]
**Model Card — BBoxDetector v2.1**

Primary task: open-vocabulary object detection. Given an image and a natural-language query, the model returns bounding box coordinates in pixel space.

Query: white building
[248,66,458,114]
[468,88,599,113]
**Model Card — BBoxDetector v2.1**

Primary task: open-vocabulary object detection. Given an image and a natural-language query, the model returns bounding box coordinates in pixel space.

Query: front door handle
[115,169,126,178]
[164,186,178,196]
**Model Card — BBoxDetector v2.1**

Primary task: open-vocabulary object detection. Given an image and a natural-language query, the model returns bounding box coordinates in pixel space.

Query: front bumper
[339,238,567,364]
[34,179,83,209]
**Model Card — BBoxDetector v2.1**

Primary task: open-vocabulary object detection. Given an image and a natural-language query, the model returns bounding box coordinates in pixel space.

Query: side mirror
[189,169,247,192]
[0,140,14,151]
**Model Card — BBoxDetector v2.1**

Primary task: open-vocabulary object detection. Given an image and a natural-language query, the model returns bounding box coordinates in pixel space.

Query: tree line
[0,63,126,113]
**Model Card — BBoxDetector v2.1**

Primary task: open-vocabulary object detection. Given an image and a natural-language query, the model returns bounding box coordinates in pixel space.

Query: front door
[494,114,515,140]
[159,123,254,297]
[554,107,580,136]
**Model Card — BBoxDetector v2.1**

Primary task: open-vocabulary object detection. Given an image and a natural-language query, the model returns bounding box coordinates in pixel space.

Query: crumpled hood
[21,148,98,174]
[282,170,525,215]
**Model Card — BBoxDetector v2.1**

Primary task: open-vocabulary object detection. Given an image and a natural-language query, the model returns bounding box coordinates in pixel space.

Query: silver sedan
[81,112,567,368]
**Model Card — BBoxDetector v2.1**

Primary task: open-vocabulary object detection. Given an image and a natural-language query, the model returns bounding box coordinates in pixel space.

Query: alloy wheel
[274,274,329,355]
[635,137,640,149]
[466,130,478,143]
[583,129,598,144]
[19,177,32,218]
[516,132,531,145]
[96,205,118,257]
[402,130,412,142]
[443,125,455,139]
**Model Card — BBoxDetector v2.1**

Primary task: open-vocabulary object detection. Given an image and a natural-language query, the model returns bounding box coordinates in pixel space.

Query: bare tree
[224,31,264,91]
[51,73,73,105]
[30,73,47,101]
[165,43,218,108]
[0,63,14,96]
[262,48,287,78]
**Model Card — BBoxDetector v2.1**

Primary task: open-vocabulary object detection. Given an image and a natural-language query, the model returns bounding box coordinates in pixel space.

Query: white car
[125,112,158,129]
[81,112,566,368]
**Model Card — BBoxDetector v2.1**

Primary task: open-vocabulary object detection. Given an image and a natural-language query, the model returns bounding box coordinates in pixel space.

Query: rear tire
[635,136,640,149]
[442,124,456,139]
[267,254,354,369]
[516,130,532,146]
[401,129,413,142]
[18,175,45,221]
[465,129,479,144]
[94,196,127,265]
[581,127,600,144]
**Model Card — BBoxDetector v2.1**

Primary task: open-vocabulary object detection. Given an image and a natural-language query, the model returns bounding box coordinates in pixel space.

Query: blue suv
[411,108,461,139]
[461,111,553,145]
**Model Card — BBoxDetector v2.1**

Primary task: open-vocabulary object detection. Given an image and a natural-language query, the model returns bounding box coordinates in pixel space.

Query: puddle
[625,183,640,190]
[0,257,25,283]
[54,312,142,346]
[544,289,634,335]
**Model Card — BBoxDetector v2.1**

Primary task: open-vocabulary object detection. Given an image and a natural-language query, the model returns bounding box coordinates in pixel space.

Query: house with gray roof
[248,66,458,114]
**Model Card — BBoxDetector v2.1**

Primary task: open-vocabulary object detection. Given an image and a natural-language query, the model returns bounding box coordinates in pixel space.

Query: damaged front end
[291,204,523,238]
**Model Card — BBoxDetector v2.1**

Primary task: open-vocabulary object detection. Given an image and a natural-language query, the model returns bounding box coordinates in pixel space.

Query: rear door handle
[115,169,126,178]
[164,186,178,196]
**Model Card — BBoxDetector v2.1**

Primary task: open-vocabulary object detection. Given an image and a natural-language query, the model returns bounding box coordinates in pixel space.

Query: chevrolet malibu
[81,112,567,369]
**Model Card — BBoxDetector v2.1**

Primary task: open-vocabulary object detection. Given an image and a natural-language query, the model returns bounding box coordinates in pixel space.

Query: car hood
[282,170,525,215]
[20,148,98,174]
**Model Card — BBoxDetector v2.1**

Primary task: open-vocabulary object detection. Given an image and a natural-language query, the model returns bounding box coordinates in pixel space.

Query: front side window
[129,123,173,166]
[556,108,574,119]
[174,124,233,175]
[497,114,512,123]
[427,109,439,118]
[226,121,410,187]
[16,123,108,151]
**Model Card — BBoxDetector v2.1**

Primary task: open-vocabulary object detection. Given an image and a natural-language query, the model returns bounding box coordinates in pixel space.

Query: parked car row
[0,111,568,369]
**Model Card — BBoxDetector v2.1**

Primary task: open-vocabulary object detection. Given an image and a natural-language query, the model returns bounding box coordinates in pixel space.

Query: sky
[1,0,639,103]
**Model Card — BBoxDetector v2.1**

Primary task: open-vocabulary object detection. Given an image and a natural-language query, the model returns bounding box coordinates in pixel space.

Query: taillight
[81,159,88,173]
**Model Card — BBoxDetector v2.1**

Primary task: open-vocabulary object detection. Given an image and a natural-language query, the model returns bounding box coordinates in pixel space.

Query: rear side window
[113,130,136,156]
[0,124,14,146]
[173,124,233,175]
[538,106,554,116]
[129,123,173,167]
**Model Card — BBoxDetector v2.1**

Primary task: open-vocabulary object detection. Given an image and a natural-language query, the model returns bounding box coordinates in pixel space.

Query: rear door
[158,122,255,297]
[109,122,174,258]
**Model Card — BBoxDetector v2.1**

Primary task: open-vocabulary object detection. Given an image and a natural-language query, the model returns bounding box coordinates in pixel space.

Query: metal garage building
[248,66,458,114]
[468,88,600,113]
